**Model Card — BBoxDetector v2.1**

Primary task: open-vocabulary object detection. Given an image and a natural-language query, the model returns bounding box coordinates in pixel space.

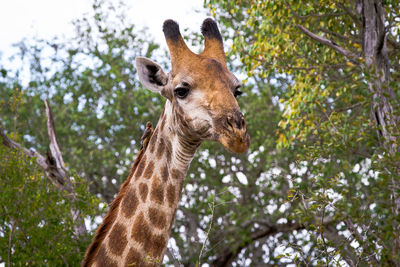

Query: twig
[319,203,329,266]
[165,248,182,267]
[198,195,215,266]
[335,2,362,27]
[8,220,16,267]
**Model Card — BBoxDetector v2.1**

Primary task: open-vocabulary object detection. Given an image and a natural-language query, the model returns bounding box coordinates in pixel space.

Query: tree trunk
[359,0,400,261]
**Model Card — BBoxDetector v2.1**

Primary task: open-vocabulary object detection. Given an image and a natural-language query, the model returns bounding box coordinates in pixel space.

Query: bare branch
[318,27,358,43]
[1,100,87,236]
[45,99,66,176]
[296,24,359,63]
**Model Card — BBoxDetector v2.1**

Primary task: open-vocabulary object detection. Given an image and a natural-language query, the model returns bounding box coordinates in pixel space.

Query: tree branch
[296,24,359,63]
[387,36,400,50]
[211,217,334,267]
[45,99,66,178]
[1,100,87,236]
[336,2,362,27]
[211,222,302,266]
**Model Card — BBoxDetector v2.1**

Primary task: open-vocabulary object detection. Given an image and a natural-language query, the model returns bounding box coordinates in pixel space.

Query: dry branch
[1,100,87,236]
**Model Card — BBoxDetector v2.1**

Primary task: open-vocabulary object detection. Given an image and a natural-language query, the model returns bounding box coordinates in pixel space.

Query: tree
[0,90,100,265]
[204,0,400,265]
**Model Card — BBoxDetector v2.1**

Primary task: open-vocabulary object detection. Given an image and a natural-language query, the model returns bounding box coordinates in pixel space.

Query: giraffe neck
[84,101,201,266]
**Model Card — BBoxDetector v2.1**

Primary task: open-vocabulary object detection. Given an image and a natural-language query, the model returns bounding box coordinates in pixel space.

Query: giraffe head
[136,19,250,153]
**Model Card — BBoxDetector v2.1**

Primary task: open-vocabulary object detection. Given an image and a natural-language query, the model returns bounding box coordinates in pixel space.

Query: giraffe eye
[174,87,190,99]
[234,90,243,98]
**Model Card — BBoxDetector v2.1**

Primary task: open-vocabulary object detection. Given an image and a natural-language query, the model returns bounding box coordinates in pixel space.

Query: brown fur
[159,116,166,132]
[148,207,167,229]
[139,183,149,202]
[108,223,128,255]
[156,138,165,159]
[82,144,148,266]
[143,161,155,179]
[147,234,167,259]
[171,168,183,180]
[149,129,158,153]
[120,188,139,218]
[124,247,142,266]
[166,183,176,207]
[150,175,164,204]
[131,212,151,243]
[161,164,169,182]
[96,247,118,267]
[135,155,147,179]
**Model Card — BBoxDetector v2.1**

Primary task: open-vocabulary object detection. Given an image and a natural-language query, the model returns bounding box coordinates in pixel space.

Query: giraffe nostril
[226,116,234,130]
[240,117,245,129]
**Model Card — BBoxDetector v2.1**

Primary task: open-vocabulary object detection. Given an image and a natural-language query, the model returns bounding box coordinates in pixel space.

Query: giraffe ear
[136,57,168,94]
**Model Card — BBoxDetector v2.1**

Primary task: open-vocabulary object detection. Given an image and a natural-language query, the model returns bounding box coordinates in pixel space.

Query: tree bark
[359,0,400,261]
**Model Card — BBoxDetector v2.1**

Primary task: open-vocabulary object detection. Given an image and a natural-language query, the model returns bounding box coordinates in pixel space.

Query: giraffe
[82,18,250,267]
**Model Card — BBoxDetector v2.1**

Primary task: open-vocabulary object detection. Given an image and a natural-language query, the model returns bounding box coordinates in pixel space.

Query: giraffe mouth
[212,112,250,153]
[218,128,250,154]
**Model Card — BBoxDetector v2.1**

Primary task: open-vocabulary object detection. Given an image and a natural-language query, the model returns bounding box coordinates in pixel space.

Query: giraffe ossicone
[83,18,250,267]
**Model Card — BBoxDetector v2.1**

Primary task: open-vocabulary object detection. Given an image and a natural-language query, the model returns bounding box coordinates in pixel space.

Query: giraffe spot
[156,138,165,159]
[135,155,147,179]
[108,223,128,256]
[149,129,158,153]
[166,183,176,207]
[165,138,172,155]
[131,212,151,245]
[143,161,154,179]
[171,168,183,180]
[96,246,118,267]
[150,176,164,204]
[159,117,166,132]
[148,234,167,259]
[161,164,169,182]
[160,107,165,118]
[163,138,172,165]
[139,183,148,202]
[121,189,138,218]
[148,207,167,229]
[124,247,142,267]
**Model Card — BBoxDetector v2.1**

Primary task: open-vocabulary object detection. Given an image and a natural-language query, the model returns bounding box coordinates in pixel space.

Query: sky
[0,0,209,59]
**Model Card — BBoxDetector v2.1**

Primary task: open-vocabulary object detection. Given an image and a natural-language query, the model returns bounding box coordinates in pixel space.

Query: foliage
[0,142,100,265]
[205,0,400,265]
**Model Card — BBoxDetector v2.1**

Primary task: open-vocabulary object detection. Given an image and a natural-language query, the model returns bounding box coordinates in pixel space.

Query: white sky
[0,0,209,59]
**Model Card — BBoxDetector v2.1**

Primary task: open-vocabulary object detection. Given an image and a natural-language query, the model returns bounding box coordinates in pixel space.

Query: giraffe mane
[82,145,147,266]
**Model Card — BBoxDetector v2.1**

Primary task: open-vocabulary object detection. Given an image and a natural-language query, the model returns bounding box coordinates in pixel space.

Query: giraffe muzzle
[218,112,250,154]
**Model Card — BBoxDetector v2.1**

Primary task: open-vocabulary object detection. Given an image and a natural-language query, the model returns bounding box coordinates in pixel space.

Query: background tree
[204,0,400,265]
[0,88,100,265]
